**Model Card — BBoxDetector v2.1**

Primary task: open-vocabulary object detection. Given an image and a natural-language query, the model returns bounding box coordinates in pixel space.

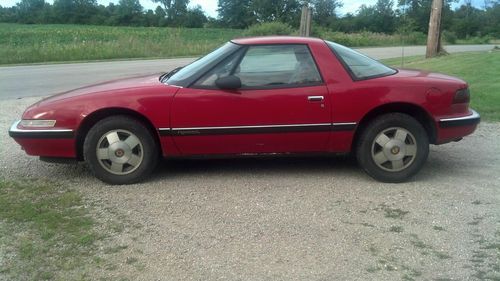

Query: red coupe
[9,37,480,184]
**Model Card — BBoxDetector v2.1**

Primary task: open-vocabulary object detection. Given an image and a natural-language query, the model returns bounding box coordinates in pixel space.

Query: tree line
[0,0,499,39]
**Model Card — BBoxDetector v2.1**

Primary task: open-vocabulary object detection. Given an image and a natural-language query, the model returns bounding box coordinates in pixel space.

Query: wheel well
[75,108,161,161]
[352,103,437,150]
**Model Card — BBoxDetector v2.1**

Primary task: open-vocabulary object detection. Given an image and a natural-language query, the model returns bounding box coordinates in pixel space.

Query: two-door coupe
[9,36,480,184]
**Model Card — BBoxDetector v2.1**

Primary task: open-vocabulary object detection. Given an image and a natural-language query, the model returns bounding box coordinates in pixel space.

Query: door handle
[308,96,324,102]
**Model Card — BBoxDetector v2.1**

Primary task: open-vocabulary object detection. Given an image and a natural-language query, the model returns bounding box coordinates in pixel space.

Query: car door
[170,44,332,155]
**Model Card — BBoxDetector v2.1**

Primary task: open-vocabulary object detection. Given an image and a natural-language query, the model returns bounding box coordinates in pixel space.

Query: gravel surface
[1,97,499,280]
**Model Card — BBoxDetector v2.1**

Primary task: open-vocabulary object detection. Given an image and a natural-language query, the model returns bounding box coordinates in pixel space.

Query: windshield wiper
[160,67,183,82]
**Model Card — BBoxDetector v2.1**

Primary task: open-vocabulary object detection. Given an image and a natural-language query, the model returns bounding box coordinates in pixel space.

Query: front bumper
[438,109,481,128]
[9,120,74,139]
[9,120,76,158]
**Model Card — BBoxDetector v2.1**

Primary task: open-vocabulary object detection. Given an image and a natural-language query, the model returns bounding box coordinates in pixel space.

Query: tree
[334,12,356,32]
[183,5,207,27]
[251,0,301,26]
[397,0,455,33]
[114,0,144,26]
[154,5,167,26]
[217,0,255,28]
[355,4,376,31]
[15,0,47,23]
[151,0,189,26]
[0,5,17,22]
[451,3,483,38]
[52,0,97,24]
[309,0,343,27]
[373,0,396,33]
[484,1,500,37]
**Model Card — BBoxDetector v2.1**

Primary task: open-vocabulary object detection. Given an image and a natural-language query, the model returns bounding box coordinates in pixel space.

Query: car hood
[36,74,167,105]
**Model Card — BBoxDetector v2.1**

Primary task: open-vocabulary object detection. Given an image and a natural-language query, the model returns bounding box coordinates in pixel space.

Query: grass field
[0,23,419,65]
[383,51,500,121]
[0,23,496,65]
[0,23,243,64]
[1,23,489,65]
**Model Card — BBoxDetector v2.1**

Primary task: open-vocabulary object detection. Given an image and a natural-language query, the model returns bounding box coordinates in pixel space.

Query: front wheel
[84,116,159,185]
[356,113,429,183]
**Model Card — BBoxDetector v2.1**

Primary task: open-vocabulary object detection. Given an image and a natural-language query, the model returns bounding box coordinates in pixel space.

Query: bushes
[245,22,294,36]
[243,22,428,47]
[443,31,457,44]
[318,30,426,47]
[466,36,492,44]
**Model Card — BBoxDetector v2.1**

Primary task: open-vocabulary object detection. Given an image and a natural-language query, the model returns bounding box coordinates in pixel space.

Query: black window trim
[325,40,398,82]
[189,43,326,91]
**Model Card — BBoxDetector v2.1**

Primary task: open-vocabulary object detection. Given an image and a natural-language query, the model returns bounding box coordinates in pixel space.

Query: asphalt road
[0,44,496,100]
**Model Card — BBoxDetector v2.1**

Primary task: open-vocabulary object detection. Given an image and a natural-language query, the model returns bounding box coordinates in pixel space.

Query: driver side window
[193,44,322,89]
[194,49,243,88]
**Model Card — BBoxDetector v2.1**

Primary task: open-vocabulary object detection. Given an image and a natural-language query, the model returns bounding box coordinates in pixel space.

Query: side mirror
[215,75,241,90]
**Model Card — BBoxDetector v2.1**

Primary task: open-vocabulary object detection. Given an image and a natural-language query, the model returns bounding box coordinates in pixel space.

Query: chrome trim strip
[9,120,74,139]
[158,122,358,136]
[172,123,333,131]
[439,109,480,128]
[440,110,480,122]
[9,120,73,133]
[333,122,357,126]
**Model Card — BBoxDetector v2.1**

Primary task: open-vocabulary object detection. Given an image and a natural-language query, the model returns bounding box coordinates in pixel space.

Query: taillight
[453,88,470,104]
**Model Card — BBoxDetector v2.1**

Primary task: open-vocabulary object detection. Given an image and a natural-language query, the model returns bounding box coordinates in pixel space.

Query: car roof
[231,36,325,45]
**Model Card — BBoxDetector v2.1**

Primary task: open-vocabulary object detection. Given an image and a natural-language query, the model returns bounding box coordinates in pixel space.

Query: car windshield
[326,41,396,80]
[164,42,239,86]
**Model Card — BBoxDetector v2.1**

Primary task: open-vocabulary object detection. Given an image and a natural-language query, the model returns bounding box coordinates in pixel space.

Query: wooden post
[426,0,443,58]
[299,6,312,37]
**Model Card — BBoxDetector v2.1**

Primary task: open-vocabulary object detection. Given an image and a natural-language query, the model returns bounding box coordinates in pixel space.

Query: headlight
[20,119,56,128]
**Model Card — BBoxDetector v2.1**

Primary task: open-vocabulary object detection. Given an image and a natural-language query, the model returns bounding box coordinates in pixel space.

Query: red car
[9,36,480,184]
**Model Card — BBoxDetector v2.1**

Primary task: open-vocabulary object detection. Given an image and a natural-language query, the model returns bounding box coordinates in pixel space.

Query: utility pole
[299,6,312,37]
[426,0,443,58]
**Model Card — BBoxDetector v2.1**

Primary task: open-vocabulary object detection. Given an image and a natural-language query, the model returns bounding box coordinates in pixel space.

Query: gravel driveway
[1,97,499,280]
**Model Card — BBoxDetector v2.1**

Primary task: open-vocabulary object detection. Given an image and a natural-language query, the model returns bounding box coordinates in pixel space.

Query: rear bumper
[436,109,480,144]
[9,120,77,158]
[439,109,481,128]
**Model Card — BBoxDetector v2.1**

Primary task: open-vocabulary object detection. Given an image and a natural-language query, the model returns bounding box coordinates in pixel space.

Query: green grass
[432,225,446,231]
[2,23,494,65]
[0,178,98,280]
[389,225,404,233]
[0,23,243,64]
[383,51,500,121]
[1,23,416,64]
[383,207,409,219]
[0,23,413,65]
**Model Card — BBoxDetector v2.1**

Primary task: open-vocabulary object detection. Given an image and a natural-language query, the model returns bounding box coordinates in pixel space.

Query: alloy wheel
[371,127,418,172]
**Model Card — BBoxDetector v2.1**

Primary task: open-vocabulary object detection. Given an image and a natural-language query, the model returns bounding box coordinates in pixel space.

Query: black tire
[356,113,429,183]
[83,115,159,185]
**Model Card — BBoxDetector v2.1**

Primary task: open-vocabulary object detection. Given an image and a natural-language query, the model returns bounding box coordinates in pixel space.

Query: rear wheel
[356,113,429,183]
[84,116,158,185]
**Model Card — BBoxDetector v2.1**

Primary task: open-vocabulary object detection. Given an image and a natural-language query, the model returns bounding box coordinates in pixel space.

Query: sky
[0,0,487,17]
